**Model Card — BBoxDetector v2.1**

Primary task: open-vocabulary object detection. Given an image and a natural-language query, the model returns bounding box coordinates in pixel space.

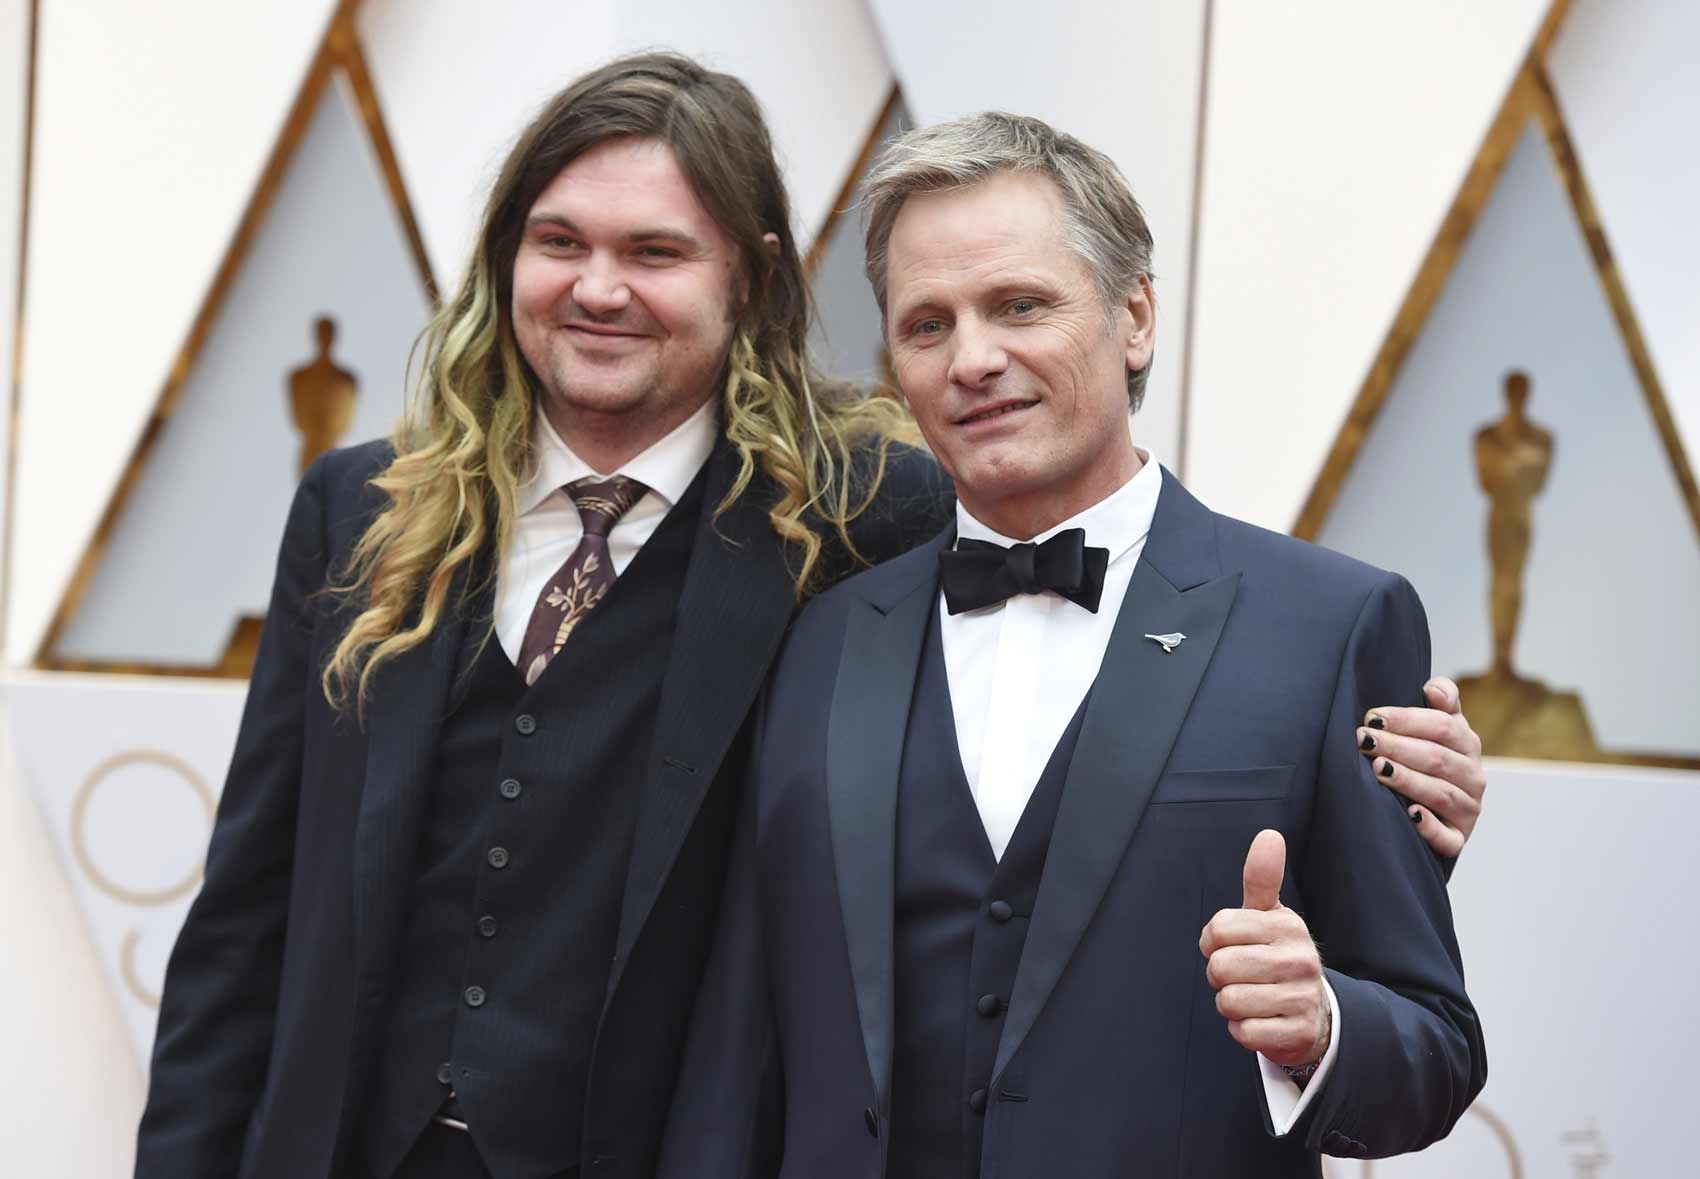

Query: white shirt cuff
[1258,975,1342,1137]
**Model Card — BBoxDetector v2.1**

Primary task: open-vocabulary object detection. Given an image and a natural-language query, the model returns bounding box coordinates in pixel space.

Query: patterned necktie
[517,475,649,686]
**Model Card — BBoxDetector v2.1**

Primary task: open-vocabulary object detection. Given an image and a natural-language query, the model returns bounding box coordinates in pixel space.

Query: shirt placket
[971,595,1052,860]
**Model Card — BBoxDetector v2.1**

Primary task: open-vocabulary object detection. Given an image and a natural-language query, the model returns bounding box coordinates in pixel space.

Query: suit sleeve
[1295,572,1488,1158]
[135,456,332,1178]
[655,692,784,1179]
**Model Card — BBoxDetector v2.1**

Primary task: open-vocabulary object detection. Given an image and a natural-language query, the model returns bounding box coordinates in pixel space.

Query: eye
[636,245,682,262]
[1008,297,1041,316]
[910,318,946,337]
[540,234,583,253]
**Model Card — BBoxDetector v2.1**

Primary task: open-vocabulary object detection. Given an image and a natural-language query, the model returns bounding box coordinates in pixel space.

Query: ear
[738,233,785,308]
[1122,274,1156,375]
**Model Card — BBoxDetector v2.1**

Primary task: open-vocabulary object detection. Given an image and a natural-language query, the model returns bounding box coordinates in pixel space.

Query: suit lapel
[351,574,479,1009]
[827,526,951,1110]
[993,471,1239,1081]
[607,441,798,994]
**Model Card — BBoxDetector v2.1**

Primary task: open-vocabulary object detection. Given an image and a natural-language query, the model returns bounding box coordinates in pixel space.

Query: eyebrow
[523,212,708,252]
[892,276,1059,325]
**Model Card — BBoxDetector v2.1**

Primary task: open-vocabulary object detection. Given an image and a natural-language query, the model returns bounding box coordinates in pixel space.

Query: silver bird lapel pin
[1144,632,1186,654]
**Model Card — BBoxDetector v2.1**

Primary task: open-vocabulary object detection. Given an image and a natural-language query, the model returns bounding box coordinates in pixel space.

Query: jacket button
[463,985,486,1008]
[988,900,1013,923]
[487,846,510,869]
[436,1062,453,1085]
[515,713,537,735]
[864,1107,879,1138]
[499,778,522,799]
[477,915,498,938]
[968,1089,988,1115]
[976,993,1001,1018]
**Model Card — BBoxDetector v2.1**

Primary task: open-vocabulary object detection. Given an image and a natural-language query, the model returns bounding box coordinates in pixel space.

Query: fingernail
[1378,759,1394,778]
[1358,732,1376,751]
[1409,808,1422,824]
[1367,715,1386,730]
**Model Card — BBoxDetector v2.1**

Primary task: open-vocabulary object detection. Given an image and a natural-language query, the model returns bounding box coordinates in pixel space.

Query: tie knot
[567,476,647,538]
[1004,541,1040,594]
[939,527,1110,615]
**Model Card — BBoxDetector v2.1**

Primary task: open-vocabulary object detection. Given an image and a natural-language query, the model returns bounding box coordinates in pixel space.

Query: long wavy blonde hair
[322,52,911,713]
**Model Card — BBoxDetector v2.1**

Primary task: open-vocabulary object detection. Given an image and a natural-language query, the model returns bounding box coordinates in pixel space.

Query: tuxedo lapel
[607,441,797,996]
[993,470,1239,1081]
[351,575,479,1010]
[826,526,952,1109]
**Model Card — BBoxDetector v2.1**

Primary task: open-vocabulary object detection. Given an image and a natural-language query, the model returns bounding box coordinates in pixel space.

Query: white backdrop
[4,1,1698,1175]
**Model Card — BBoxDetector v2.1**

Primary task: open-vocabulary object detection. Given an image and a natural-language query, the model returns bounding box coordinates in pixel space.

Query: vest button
[515,713,537,736]
[464,985,486,1008]
[499,778,522,799]
[863,1107,879,1138]
[436,1062,453,1085]
[487,846,510,869]
[988,900,1013,923]
[477,915,498,938]
[968,1088,988,1115]
[976,993,1001,1018]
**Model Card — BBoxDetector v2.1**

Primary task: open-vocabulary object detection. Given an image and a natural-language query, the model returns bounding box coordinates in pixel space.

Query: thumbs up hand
[1198,830,1331,1070]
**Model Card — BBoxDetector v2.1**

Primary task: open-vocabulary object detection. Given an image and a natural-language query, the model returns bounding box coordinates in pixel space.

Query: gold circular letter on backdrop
[119,928,164,1008]
[71,750,215,907]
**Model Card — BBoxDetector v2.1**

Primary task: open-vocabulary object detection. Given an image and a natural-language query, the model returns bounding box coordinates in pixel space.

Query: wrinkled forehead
[887,170,1069,258]
[883,172,1092,308]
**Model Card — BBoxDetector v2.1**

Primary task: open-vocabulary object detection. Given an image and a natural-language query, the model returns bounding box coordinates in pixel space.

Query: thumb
[1242,829,1286,912]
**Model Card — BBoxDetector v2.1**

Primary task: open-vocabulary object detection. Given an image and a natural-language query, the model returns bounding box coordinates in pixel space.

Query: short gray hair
[860,111,1156,410]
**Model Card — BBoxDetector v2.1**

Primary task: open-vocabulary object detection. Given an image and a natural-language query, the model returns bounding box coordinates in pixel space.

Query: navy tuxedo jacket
[660,469,1485,1178]
[135,435,952,1179]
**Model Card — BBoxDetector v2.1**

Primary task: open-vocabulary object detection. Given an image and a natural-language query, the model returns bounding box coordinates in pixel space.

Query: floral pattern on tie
[517,475,648,686]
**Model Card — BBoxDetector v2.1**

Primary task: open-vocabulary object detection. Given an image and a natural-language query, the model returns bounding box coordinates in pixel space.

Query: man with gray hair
[659,111,1484,1176]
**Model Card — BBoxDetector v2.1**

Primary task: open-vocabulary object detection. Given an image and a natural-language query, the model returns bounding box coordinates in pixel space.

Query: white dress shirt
[494,399,718,662]
[938,420,1338,1134]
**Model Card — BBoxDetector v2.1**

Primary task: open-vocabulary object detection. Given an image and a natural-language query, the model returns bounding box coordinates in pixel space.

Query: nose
[572,251,631,316]
[947,318,1008,389]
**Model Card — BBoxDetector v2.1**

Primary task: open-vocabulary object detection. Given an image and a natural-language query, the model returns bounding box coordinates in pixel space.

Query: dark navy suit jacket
[659,469,1486,1177]
[135,436,953,1179]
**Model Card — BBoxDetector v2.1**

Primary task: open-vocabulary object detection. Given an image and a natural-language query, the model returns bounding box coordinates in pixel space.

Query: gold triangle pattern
[1291,0,1699,770]
[32,0,436,678]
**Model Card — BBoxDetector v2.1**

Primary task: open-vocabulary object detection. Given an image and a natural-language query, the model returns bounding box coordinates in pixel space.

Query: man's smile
[955,398,1039,427]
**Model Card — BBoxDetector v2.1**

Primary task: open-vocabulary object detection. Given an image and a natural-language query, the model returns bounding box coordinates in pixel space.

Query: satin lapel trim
[826,570,937,1109]
[992,560,1241,1081]
[607,447,796,993]
[351,596,472,1008]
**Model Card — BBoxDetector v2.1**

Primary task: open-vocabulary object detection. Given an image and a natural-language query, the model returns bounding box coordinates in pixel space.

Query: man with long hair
[137,54,1485,1179]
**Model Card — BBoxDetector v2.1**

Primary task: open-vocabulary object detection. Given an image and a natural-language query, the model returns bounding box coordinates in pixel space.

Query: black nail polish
[1359,733,1376,751]
[1367,716,1386,730]
[1409,809,1422,824]
[1378,759,1394,778]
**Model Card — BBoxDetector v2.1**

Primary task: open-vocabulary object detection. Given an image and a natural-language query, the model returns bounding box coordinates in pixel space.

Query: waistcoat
[363,468,706,1179]
[889,611,1090,1179]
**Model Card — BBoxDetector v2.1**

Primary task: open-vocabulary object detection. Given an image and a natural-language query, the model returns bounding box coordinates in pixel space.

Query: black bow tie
[939,527,1110,615]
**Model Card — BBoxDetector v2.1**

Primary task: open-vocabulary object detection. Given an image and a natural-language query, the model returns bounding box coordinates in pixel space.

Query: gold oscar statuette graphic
[206,315,365,679]
[1454,371,1601,761]
[71,751,216,1007]
[288,314,359,476]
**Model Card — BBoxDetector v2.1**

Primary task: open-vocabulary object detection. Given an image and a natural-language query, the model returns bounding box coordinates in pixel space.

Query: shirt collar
[955,417,1160,566]
[520,397,720,517]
